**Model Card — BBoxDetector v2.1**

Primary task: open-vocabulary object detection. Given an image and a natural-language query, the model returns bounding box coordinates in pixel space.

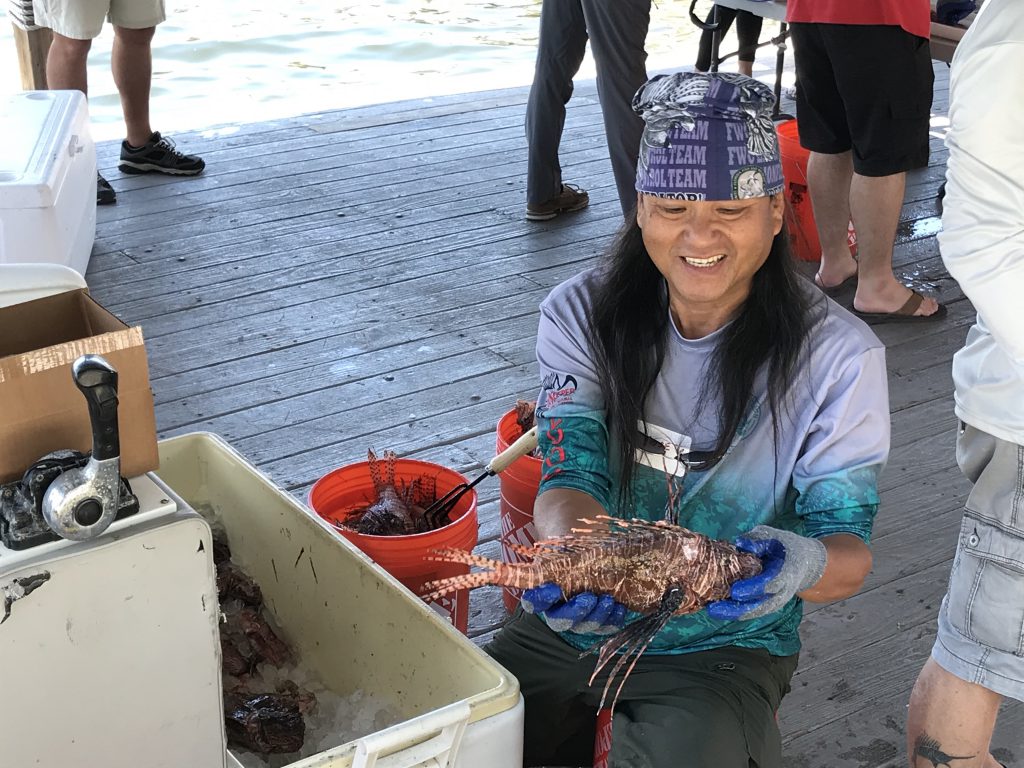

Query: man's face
[636,192,785,336]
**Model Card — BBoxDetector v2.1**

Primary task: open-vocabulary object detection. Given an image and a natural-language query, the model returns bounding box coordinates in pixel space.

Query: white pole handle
[487,426,538,476]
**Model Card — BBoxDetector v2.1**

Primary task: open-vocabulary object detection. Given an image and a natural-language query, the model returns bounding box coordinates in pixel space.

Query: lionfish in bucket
[342,449,441,536]
[421,516,762,710]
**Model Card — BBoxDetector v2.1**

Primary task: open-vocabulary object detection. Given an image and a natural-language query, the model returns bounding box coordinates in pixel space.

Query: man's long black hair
[584,210,815,510]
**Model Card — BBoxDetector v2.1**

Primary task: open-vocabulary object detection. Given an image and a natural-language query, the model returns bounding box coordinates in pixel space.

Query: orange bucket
[777,119,857,263]
[307,458,478,634]
[496,409,543,613]
[593,707,613,768]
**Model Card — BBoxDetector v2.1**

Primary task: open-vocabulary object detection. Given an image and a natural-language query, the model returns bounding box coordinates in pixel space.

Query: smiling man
[486,72,890,768]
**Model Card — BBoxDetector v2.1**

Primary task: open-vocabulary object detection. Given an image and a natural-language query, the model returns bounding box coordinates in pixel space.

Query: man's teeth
[683,254,726,267]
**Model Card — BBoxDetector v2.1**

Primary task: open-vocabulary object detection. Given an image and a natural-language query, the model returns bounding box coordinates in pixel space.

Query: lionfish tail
[419,548,519,601]
[586,585,687,712]
[420,571,500,601]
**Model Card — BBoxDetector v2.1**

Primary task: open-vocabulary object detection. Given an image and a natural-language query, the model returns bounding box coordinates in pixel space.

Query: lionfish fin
[383,449,397,489]
[367,448,384,493]
[585,584,687,712]
[555,517,667,552]
[504,542,540,558]
[424,547,500,569]
[581,515,673,531]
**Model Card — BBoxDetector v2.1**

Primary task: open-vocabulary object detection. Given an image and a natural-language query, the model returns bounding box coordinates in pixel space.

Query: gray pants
[526,0,650,216]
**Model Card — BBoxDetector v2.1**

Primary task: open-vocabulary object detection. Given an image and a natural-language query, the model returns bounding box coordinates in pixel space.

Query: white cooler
[0,90,97,277]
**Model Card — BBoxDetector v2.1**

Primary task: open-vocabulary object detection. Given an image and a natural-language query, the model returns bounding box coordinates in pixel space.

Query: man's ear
[770,191,785,235]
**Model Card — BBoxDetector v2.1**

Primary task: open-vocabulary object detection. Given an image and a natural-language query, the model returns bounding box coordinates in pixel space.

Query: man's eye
[717,207,743,215]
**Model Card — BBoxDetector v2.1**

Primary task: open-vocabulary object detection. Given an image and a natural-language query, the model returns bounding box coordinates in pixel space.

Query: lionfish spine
[503,541,539,558]
[420,549,547,600]
[367,448,385,493]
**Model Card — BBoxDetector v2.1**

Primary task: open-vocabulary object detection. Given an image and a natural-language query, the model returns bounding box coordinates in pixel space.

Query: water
[0,0,723,141]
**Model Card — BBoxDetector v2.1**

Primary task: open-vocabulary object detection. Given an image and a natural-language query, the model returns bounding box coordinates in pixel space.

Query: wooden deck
[84,61,1021,766]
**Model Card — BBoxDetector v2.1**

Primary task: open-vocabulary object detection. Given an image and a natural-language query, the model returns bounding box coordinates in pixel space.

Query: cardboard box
[0,289,158,484]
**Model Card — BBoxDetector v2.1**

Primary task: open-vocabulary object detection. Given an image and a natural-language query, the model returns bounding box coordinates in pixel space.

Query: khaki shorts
[32,0,166,39]
[933,424,1024,701]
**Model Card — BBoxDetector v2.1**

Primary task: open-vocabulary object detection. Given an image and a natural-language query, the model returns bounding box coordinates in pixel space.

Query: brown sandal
[851,289,947,325]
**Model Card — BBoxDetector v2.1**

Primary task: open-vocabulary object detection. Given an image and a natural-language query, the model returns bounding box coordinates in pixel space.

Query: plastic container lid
[0,90,86,209]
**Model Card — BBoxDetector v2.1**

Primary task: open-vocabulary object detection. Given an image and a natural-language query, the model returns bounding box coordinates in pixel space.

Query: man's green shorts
[486,611,799,768]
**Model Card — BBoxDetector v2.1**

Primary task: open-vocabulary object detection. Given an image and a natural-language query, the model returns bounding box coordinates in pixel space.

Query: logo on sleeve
[540,373,578,411]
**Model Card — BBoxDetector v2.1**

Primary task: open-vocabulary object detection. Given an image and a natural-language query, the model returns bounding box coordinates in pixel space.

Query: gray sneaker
[119,132,205,176]
[526,183,589,221]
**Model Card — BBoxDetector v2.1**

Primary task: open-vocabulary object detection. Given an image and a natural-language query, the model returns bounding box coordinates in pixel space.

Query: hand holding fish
[521,584,627,635]
[706,525,828,621]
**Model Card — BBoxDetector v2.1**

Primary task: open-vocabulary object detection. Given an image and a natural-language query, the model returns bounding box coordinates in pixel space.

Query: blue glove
[521,582,627,635]
[706,525,827,622]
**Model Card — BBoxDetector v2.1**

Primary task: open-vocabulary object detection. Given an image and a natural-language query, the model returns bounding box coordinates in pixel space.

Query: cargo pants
[486,611,798,768]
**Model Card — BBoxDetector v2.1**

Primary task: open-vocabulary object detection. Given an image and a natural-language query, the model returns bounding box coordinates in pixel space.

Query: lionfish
[514,398,536,435]
[343,449,440,536]
[512,399,543,458]
[421,516,762,710]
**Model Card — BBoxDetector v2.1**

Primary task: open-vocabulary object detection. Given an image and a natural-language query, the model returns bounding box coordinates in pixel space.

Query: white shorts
[32,0,166,39]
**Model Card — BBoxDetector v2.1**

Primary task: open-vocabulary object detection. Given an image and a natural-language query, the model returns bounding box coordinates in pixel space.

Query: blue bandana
[633,72,784,201]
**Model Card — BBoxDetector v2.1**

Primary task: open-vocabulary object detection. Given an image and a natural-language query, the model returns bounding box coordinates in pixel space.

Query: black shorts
[485,610,799,768]
[789,23,934,177]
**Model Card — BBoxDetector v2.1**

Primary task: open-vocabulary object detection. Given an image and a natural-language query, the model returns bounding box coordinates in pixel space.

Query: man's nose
[677,211,722,247]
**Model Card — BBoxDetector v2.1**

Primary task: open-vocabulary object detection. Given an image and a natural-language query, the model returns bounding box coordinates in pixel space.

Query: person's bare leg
[46,32,91,94]
[850,170,940,316]
[737,60,753,77]
[112,25,155,147]
[806,150,858,287]
[907,658,1004,768]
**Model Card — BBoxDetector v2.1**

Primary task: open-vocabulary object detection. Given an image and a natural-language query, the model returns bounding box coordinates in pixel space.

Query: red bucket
[307,458,478,634]
[496,409,543,613]
[777,119,857,263]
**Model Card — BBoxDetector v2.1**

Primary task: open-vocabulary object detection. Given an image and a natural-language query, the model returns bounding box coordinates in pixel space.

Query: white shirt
[940,0,1024,445]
